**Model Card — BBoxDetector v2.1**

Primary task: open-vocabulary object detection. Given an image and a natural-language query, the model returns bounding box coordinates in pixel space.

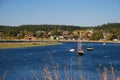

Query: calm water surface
[0,42,120,80]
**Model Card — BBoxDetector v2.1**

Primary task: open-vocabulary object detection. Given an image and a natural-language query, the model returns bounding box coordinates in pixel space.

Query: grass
[0,42,58,49]
[1,61,120,80]
[1,54,120,80]
[31,61,120,80]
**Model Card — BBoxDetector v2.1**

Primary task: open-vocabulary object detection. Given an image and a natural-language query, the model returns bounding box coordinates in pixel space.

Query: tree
[50,29,59,36]
[35,31,44,38]
[0,32,3,37]
[116,31,120,40]
[17,31,25,39]
[91,31,103,40]
[43,32,48,38]
[106,34,113,40]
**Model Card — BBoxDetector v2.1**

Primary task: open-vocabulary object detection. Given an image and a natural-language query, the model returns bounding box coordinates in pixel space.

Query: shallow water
[0,42,120,80]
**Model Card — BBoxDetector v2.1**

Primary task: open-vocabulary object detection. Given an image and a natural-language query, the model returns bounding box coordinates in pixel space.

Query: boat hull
[70,49,75,52]
[77,49,84,56]
[87,48,94,51]
[78,52,84,56]
[87,46,94,51]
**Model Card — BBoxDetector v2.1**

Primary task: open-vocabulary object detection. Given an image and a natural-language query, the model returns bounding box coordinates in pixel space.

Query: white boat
[103,43,106,45]
[87,46,94,51]
[77,33,84,55]
[69,48,75,52]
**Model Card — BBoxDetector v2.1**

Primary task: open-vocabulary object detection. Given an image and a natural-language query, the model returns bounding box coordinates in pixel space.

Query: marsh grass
[0,53,120,80]
[0,71,8,80]
[1,63,120,80]
[0,42,58,49]
[33,56,120,80]
[96,61,120,80]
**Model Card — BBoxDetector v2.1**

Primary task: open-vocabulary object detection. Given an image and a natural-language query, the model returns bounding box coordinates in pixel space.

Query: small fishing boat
[69,48,75,52]
[87,46,94,51]
[103,43,106,45]
[78,48,84,55]
[77,33,84,55]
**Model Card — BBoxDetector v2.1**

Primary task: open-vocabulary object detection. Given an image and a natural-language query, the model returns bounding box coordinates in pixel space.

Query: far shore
[0,39,119,49]
[0,39,120,43]
[58,40,120,43]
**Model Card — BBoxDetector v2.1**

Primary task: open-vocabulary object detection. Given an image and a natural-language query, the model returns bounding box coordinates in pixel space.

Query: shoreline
[0,40,119,49]
[1,39,120,43]
[57,40,120,43]
[0,41,59,49]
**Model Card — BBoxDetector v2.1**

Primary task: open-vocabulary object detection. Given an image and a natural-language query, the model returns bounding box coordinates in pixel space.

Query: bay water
[0,42,120,80]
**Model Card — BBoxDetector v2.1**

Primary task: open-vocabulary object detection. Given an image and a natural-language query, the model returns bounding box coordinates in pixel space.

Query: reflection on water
[0,42,120,80]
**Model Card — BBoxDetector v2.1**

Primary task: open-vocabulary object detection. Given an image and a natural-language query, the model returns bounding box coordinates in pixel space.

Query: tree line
[0,23,120,40]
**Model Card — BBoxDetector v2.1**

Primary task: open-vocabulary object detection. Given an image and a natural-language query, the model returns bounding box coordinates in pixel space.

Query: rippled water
[0,42,120,80]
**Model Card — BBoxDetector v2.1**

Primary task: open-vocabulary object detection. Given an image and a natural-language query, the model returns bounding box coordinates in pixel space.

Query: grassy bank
[0,42,59,49]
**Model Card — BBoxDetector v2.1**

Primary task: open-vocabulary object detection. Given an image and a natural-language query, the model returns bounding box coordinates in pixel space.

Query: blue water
[0,42,120,80]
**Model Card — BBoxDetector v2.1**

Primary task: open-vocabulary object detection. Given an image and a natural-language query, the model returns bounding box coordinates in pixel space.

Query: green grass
[0,42,58,49]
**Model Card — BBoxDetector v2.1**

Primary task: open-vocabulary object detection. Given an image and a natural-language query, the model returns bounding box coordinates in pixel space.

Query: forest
[0,23,120,40]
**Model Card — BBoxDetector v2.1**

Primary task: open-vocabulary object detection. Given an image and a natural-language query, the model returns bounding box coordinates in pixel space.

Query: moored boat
[70,48,75,52]
[78,49,84,55]
[103,43,106,45]
[87,46,94,51]
[77,33,84,55]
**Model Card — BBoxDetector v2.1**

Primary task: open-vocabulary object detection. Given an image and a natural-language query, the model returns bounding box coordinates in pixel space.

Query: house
[50,36,57,40]
[58,36,64,39]
[22,33,36,41]
[87,30,93,37]
[103,32,110,39]
[50,35,64,40]
[62,31,68,36]
[87,32,93,37]
[113,39,119,41]
[62,31,69,40]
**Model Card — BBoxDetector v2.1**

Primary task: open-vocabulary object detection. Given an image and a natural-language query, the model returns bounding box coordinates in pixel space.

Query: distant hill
[0,24,82,33]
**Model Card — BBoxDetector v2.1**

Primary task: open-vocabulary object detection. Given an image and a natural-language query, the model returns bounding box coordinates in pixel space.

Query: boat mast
[78,32,82,50]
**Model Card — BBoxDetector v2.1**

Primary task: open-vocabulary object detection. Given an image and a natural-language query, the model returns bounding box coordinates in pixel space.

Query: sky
[0,0,120,26]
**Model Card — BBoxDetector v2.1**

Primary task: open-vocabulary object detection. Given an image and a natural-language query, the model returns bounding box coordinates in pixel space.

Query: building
[22,33,36,40]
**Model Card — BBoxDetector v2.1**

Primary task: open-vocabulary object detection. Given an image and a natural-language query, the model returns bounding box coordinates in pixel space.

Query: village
[0,29,118,42]
[0,23,120,42]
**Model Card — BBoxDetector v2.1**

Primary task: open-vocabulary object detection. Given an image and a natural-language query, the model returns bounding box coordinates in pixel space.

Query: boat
[69,48,75,52]
[77,33,84,55]
[87,46,94,51]
[103,43,106,45]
